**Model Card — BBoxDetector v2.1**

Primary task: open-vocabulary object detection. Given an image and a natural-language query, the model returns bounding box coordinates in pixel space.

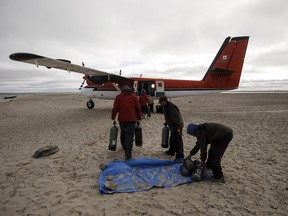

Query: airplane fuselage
[81,77,232,100]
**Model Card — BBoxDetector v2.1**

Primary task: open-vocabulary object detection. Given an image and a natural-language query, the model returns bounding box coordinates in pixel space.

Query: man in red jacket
[111,85,142,159]
[139,90,149,118]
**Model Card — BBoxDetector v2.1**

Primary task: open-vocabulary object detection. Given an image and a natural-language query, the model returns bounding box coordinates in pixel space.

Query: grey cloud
[1,0,288,92]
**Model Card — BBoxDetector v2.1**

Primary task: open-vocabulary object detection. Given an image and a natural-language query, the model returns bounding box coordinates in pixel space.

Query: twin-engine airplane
[9,36,249,109]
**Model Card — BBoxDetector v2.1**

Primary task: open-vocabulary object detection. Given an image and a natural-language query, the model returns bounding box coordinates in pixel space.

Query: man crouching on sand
[186,123,233,183]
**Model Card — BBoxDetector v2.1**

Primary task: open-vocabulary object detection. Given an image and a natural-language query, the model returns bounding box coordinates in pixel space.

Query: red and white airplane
[9,36,249,109]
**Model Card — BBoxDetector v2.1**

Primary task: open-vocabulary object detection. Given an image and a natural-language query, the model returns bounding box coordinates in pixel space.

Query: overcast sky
[1,0,287,92]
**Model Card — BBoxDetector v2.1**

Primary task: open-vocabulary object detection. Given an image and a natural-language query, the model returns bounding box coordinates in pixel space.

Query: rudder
[202,36,249,89]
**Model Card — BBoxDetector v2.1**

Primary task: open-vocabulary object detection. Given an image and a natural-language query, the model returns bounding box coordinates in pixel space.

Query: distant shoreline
[1,90,288,100]
[223,91,288,94]
[0,92,78,99]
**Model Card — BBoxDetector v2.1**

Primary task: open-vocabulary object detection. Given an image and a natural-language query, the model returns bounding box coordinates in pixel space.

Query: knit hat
[121,85,131,92]
[159,96,167,103]
[187,123,198,135]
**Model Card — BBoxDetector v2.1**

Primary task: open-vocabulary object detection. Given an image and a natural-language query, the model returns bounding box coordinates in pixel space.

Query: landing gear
[87,99,95,109]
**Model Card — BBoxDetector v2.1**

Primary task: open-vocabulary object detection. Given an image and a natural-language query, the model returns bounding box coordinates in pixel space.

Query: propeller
[79,62,86,90]
[79,79,85,90]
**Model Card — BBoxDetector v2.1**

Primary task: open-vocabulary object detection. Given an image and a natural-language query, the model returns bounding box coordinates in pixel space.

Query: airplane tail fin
[202,36,249,89]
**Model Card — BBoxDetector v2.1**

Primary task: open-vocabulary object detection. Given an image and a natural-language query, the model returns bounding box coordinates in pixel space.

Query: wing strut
[112,83,121,92]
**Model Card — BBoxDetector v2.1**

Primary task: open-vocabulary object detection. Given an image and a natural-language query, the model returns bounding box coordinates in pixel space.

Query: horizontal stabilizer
[210,68,234,75]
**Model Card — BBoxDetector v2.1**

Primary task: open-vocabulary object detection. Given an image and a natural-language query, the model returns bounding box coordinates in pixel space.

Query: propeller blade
[79,79,85,90]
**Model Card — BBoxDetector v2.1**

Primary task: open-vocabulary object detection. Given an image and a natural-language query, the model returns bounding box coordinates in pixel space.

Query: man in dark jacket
[159,96,184,161]
[112,85,142,159]
[187,122,233,183]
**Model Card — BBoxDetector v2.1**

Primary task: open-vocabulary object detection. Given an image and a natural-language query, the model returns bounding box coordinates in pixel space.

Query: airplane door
[155,81,165,97]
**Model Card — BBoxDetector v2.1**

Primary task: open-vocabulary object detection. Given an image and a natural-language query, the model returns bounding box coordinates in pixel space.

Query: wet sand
[0,92,287,215]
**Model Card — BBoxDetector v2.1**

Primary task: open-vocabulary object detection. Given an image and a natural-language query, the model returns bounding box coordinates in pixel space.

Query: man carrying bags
[111,85,142,160]
[159,96,184,161]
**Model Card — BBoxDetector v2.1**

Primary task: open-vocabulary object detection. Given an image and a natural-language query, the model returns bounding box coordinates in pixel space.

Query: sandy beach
[0,92,287,216]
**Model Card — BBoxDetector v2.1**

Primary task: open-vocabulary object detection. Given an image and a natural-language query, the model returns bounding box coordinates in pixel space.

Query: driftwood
[33,145,59,158]
[3,95,17,99]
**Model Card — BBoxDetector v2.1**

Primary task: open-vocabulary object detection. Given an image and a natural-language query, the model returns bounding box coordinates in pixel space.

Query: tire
[87,100,95,109]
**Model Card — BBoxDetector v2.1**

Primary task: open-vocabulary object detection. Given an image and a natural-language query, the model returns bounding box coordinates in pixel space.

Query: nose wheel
[87,99,95,109]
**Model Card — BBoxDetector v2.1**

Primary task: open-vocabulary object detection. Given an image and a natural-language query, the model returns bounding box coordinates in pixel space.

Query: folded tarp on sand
[99,158,211,194]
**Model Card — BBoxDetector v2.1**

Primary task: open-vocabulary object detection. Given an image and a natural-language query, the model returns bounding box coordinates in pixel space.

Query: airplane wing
[9,52,132,83]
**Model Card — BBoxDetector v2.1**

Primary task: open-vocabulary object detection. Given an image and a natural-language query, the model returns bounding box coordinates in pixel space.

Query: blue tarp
[99,158,212,194]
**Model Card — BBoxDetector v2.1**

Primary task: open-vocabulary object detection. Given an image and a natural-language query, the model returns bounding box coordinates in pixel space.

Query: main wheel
[87,100,95,109]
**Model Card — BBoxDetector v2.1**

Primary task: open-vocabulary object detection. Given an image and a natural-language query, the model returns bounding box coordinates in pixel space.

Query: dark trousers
[207,132,233,178]
[149,103,154,112]
[167,131,184,159]
[119,122,135,158]
[141,106,148,115]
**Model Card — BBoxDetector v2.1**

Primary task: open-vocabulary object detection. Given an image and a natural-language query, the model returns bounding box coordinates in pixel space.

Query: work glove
[177,128,182,135]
